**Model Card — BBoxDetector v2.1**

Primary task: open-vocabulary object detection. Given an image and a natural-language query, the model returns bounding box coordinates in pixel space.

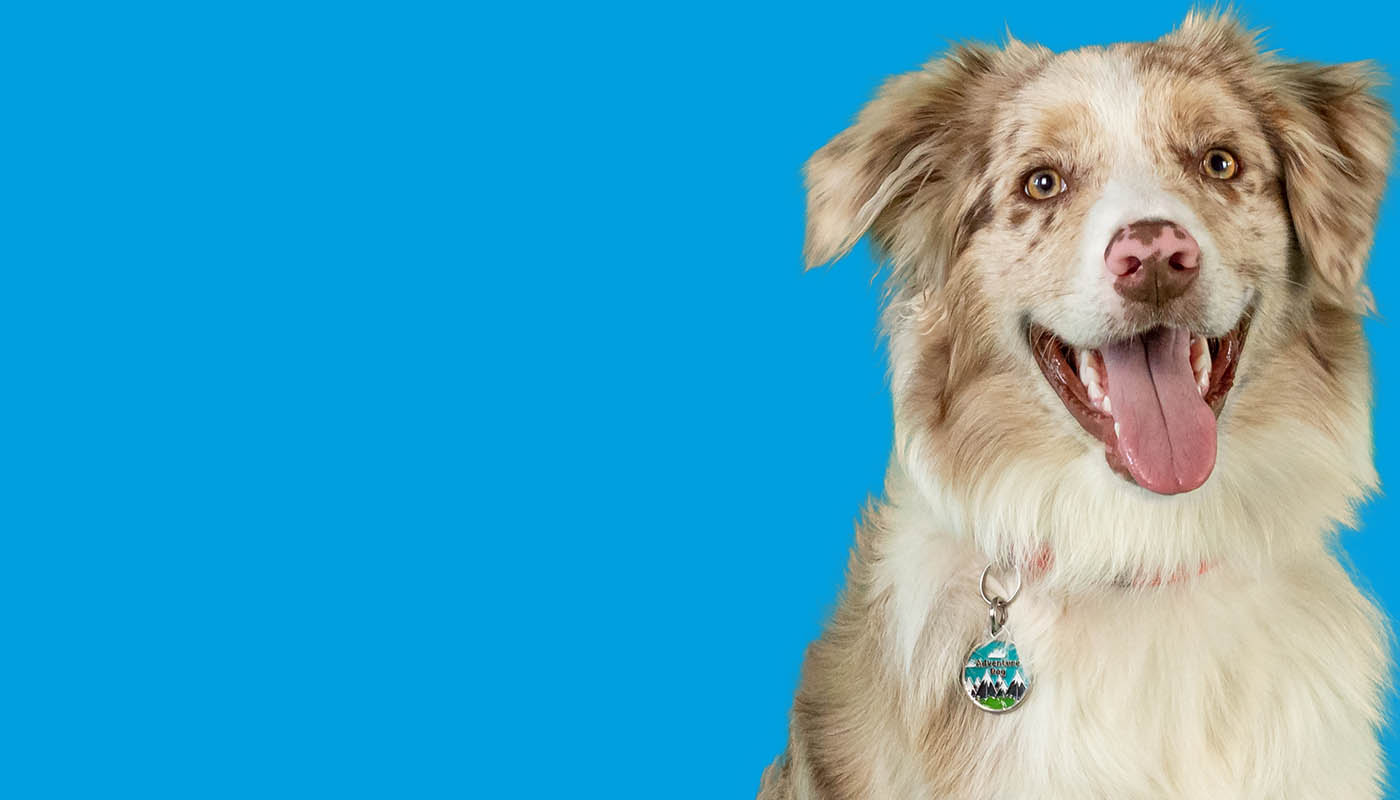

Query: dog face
[805,13,1392,575]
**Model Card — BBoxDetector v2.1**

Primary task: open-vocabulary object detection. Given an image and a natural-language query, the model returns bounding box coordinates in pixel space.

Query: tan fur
[765,11,1393,799]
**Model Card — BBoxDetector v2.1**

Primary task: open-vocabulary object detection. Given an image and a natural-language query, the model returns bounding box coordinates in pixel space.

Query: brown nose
[1104,219,1200,305]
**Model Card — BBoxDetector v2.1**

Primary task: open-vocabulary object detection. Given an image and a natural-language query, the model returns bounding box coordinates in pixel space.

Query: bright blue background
[4,1,1398,797]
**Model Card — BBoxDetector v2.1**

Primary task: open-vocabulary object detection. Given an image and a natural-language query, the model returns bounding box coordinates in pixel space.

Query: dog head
[805,12,1393,578]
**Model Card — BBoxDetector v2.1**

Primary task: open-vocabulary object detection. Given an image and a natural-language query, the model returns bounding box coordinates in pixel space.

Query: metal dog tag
[961,564,1030,713]
[962,638,1030,712]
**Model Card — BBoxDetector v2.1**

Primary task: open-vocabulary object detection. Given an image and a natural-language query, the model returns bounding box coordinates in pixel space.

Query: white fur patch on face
[1031,54,1251,347]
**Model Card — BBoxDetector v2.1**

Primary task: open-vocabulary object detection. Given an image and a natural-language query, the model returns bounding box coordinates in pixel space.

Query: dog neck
[1019,543,1212,589]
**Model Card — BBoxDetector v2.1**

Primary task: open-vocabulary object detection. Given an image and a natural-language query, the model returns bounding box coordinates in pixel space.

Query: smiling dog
[761,12,1393,799]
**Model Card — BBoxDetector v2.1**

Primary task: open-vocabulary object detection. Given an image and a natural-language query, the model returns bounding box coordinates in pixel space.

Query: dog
[760,11,1393,799]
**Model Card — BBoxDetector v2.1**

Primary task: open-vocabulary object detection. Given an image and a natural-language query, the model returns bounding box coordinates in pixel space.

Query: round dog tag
[961,639,1030,713]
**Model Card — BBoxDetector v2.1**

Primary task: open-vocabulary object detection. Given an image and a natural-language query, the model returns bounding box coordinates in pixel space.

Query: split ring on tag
[987,598,1008,636]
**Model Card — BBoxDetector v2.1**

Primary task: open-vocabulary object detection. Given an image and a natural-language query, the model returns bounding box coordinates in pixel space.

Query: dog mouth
[1028,314,1250,495]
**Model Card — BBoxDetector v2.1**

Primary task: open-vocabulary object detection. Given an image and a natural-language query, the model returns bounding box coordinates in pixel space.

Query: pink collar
[1023,545,1212,588]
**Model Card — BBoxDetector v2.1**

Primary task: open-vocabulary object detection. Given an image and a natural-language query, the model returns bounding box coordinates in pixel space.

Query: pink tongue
[1100,327,1216,494]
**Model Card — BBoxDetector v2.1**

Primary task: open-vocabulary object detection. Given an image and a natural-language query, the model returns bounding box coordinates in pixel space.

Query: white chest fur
[914,560,1387,799]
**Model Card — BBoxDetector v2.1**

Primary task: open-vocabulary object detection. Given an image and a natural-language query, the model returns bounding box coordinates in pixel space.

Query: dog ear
[1270,61,1393,311]
[802,69,943,269]
[1165,11,1393,310]
[803,45,1026,275]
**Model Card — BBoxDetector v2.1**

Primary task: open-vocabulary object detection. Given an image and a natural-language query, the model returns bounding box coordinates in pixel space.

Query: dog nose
[1104,219,1200,305]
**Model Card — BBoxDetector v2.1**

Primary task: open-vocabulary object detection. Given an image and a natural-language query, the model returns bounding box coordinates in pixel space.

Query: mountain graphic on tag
[961,639,1030,712]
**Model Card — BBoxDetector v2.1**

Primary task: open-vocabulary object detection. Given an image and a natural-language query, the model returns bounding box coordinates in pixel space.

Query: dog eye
[1024,168,1066,200]
[1201,148,1238,180]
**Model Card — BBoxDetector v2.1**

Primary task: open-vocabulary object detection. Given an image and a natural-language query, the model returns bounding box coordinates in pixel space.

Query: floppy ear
[1163,10,1391,310]
[802,68,948,269]
[802,44,1038,278]
[1271,61,1394,311]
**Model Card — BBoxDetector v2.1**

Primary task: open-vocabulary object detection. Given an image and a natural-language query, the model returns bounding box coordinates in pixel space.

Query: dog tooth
[1101,395,1112,414]
[1192,343,1212,396]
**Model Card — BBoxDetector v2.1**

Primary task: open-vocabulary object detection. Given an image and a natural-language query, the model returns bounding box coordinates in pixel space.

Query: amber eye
[1202,148,1238,180]
[1024,168,1066,200]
